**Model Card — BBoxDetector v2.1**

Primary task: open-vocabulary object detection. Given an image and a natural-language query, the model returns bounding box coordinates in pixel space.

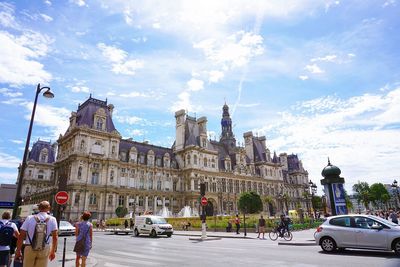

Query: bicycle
[269,225,293,241]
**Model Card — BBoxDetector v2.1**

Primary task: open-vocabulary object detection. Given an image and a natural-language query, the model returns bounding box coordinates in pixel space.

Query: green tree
[312,195,323,211]
[115,206,128,218]
[370,183,390,209]
[238,191,263,214]
[352,181,371,210]
[343,189,353,211]
[264,195,274,215]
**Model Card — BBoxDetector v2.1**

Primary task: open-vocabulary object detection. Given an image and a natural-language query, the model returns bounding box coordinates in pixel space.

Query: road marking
[104,263,131,267]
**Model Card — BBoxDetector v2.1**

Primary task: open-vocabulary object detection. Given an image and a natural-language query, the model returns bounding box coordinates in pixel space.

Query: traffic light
[200,183,206,196]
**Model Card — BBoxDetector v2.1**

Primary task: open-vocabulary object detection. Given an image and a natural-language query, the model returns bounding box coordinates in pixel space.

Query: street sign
[55,191,69,205]
[201,197,208,206]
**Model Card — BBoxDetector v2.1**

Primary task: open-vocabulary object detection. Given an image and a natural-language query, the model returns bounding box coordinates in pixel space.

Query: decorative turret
[321,158,341,178]
[220,103,236,149]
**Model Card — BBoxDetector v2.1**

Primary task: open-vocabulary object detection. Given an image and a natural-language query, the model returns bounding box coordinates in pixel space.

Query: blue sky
[0,0,399,194]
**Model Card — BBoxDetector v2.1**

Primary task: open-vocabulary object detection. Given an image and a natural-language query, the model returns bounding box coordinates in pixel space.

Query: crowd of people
[0,201,93,267]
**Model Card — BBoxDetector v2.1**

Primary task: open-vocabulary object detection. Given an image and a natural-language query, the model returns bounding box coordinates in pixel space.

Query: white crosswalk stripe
[91,252,160,266]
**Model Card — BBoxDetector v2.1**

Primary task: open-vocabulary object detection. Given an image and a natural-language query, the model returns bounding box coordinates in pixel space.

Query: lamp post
[309,180,317,219]
[391,180,400,209]
[12,83,54,219]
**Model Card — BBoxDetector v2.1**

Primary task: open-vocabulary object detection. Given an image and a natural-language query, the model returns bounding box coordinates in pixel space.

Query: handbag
[73,224,90,253]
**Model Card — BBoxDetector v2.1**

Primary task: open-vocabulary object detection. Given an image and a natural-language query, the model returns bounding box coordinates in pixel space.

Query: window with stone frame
[241,181,245,192]
[212,182,217,192]
[118,195,125,206]
[203,157,207,167]
[37,170,45,179]
[173,181,177,191]
[108,195,113,206]
[91,172,99,184]
[157,179,162,190]
[148,178,153,190]
[228,180,233,193]
[77,166,82,180]
[211,158,215,168]
[139,178,144,189]
[96,117,104,130]
[110,170,114,182]
[89,193,97,205]
[222,179,226,192]
[193,155,198,165]
[80,140,85,151]
[235,180,239,193]
[139,154,145,164]
[74,193,80,205]
[40,148,48,163]
[186,154,191,165]
[156,157,162,167]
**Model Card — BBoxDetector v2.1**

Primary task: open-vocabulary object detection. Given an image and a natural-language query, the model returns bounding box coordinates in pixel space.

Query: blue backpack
[0,221,14,246]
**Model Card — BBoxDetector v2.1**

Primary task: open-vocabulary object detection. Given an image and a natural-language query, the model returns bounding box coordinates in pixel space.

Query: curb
[174,233,256,239]
[278,242,317,246]
[189,237,222,241]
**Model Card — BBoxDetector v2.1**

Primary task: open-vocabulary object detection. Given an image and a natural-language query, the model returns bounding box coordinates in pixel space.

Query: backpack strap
[44,217,51,243]
[27,215,42,245]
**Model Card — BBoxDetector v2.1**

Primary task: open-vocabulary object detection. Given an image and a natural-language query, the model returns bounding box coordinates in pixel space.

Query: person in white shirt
[0,211,19,267]
[15,201,58,267]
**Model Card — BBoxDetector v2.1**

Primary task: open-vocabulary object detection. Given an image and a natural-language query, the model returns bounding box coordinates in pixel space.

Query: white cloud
[383,0,396,7]
[194,31,264,69]
[256,87,400,190]
[115,115,143,125]
[10,139,23,144]
[97,43,144,76]
[22,102,70,140]
[71,86,90,93]
[170,91,191,113]
[305,64,324,74]
[40,14,53,22]
[299,75,309,81]
[0,31,52,86]
[187,78,204,92]
[0,151,20,168]
[152,22,161,29]
[0,171,18,184]
[0,2,18,28]
[127,129,146,137]
[44,1,52,6]
[0,88,23,97]
[208,70,224,83]
[70,0,87,7]
[311,55,337,62]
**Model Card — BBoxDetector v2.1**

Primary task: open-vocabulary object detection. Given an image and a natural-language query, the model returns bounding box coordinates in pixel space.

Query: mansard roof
[76,96,116,133]
[287,154,301,172]
[28,140,55,163]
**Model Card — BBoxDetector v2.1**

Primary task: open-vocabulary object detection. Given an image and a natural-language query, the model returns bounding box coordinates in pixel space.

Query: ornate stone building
[20,96,310,220]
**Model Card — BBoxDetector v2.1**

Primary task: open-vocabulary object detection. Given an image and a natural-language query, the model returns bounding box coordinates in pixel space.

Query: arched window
[77,166,82,180]
[91,172,99,184]
[89,193,97,205]
[203,157,207,167]
[193,155,198,165]
[96,118,103,130]
[186,154,191,165]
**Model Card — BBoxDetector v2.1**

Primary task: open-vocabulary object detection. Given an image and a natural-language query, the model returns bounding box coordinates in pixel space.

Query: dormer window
[39,148,48,163]
[96,118,103,130]
[37,170,44,179]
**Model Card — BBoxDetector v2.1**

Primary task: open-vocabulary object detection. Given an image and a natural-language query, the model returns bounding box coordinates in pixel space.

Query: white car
[315,214,400,254]
[59,220,76,236]
[134,215,173,238]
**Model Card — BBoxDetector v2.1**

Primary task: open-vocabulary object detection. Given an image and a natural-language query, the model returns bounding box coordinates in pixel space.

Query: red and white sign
[55,191,69,205]
[201,197,208,206]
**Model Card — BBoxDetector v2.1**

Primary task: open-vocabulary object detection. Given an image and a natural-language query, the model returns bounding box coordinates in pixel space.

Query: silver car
[315,214,400,254]
[59,220,76,236]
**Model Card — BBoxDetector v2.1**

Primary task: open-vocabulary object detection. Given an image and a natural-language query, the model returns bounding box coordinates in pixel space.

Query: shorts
[258,226,265,232]
[0,250,10,265]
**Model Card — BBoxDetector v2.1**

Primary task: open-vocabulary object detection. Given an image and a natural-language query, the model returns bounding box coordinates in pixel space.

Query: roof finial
[89,93,92,99]
[328,157,331,165]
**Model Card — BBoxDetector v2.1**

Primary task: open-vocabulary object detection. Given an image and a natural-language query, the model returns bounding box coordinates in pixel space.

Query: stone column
[145,196,148,211]
[153,196,157,213]
[191,179,194,191]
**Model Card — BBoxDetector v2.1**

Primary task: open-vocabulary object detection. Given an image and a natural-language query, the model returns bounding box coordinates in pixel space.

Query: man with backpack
[0,211,19,267]
[15,201,58,267]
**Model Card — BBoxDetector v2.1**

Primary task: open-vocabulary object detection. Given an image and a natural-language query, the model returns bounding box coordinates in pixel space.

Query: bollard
[62,237,66,267]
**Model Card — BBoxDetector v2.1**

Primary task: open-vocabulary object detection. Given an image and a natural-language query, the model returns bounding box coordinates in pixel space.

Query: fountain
[157,206,172,218]
[178,206,199,217]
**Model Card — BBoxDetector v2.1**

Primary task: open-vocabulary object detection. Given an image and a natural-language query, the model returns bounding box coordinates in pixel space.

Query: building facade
[20,96,310,220]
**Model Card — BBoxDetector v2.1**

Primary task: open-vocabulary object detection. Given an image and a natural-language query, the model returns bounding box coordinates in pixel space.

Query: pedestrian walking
[15,201,58,267]
[390,210,398,224]
[0,211,19,267]
[234,215,240,234]
[124,220,128,229]
[257,215,266,239]
[129,218,134,230]
[74,211,93,267]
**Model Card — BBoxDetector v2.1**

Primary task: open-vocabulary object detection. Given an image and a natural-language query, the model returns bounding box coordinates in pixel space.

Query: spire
[328,157,331,166]
[220,102,236,147]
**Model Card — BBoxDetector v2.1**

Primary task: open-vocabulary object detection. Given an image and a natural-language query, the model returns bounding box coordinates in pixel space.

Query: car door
[142,217,152,233]
[328,216,357,247]
[354,216,387,249]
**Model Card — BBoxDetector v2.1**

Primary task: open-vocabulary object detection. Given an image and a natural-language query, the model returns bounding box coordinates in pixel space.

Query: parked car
[59,220,76,236]
[134,215,173,238]
[315,214,400,254]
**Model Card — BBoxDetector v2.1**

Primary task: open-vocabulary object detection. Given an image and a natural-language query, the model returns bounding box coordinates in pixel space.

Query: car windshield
[152,217,167,224]
[60,221,73,227]
[368,215,398,227]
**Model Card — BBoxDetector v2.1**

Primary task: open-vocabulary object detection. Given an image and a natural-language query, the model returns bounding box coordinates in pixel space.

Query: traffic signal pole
[200,183,207,239]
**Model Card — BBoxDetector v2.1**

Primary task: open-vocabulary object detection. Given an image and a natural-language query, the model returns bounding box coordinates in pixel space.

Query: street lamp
[12,83,54,219]
[309,180,317,219]
[391,180,400,209]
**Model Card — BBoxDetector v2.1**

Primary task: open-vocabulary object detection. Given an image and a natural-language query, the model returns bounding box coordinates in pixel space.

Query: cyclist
[277,215,291,237]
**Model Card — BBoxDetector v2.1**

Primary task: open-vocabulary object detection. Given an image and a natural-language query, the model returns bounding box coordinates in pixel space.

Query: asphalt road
[48,232,400,267]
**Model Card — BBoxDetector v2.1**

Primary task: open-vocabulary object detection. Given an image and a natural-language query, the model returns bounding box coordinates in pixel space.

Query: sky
[0,0,399,194]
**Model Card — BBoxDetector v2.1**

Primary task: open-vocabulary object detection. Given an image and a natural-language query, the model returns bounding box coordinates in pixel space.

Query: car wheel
[166,233,172,238]
[320,237,337,253]
[134,229,140,237]
[393,239,400,255]
[150,229,157,238]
